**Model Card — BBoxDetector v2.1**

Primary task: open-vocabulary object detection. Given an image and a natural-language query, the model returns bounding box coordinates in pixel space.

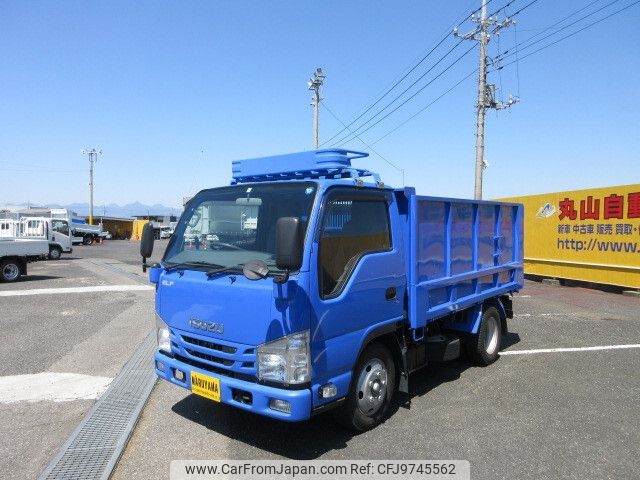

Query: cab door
[51,220,72,252]
[309,188,405,405]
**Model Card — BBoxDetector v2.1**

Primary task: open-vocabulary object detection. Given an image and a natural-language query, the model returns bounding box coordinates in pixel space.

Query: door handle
[385,287,397,300]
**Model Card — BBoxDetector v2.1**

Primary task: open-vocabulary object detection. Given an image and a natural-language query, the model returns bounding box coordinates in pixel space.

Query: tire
[48,246,62,260]
[1,260,21,282]
[334,342,395,432]
[82,235,93,246]
[464,306,502,366]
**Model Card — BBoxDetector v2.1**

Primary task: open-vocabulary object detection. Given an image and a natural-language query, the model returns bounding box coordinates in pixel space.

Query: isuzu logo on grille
[189,319,224,334]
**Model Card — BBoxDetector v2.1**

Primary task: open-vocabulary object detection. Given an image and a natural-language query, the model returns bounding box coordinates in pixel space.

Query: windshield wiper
[164,261,218,273]
[206,264,244,278]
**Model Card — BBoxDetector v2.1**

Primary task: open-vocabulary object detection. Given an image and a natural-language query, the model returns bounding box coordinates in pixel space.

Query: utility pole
[455,0,518,199]
[307,68,325,149]
[81,148,102,225]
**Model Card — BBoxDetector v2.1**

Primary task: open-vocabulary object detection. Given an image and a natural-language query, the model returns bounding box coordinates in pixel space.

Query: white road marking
[515,295,531,298]
[500,344,640,356]
[514,313,580,317]
[0,284,153,297]
[0,372,112,403]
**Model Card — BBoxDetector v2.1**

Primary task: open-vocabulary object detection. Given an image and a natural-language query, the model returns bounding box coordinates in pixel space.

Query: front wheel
[1,260,21,282]
[464,306,502,366]
[334,342,395,432]
[82,235,93,246]
[48,246,62,260]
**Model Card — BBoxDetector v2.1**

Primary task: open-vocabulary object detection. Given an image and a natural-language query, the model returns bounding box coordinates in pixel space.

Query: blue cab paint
[151,149,523,424]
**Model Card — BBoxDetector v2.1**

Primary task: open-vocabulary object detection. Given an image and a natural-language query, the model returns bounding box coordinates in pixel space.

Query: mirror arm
[142,256,148,273]
[273,269,289,284]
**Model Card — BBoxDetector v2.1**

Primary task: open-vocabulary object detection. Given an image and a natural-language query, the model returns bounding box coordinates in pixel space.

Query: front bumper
[154,351,312,421]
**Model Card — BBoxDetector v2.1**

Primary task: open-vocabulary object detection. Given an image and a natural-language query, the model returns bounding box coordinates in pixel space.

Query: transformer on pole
[454,0,518,199]
[308,68,325,149]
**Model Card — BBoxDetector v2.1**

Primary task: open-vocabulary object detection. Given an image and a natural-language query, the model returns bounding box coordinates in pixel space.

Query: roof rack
[231,149,381,184]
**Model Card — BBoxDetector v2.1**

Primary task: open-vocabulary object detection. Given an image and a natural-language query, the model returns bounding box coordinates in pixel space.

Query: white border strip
[0,285,153,297]
[500,344,640,355]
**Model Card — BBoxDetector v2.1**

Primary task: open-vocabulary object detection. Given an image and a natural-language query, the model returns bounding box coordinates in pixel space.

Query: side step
[426,334,461,362]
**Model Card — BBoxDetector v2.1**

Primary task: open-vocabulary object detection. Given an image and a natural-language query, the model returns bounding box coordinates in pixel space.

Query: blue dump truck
[141,149,523,431]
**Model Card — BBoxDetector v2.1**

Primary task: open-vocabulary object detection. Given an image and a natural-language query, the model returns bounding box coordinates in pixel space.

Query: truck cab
[146,149,523,431]
[19,217,73,260]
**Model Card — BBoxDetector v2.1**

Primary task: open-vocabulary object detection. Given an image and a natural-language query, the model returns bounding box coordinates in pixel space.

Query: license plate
[190,371,221,402]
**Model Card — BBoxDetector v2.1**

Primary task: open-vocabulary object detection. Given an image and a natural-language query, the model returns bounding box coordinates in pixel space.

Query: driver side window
[52,220,69,236]
[319,195,391,298]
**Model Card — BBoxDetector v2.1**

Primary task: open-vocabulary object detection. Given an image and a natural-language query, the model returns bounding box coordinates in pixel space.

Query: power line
[483,0,540,22]
[495,0,638,69]
[334,44,477,146]
[319,1,498,147]
[487,0,518,17]
[508,0,542,17]
[320,101,405,186]
[494,0,623,64]
[504,0,606,51]
[510,0,602,40]
[329,40,469,146]
[370,68,479,146]
[513,18,521,95]
[319,37,456,147]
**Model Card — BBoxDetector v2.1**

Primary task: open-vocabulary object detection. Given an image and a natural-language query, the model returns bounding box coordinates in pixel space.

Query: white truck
[159,225,174,239]
[0,238,50,282]
[12,217,73,260]
[50,210,107,245]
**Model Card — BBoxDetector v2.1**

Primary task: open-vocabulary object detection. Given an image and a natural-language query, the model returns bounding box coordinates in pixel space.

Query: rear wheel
[82,235,93,245]
[48,246,62,260]
[465,306,502,366]
[1,260,21,282]
[334,342,395,432]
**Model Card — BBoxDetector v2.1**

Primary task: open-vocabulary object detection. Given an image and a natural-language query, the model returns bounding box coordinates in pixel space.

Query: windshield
[164,182,317,270]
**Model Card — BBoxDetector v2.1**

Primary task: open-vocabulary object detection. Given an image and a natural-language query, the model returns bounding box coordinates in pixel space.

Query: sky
[1,0,639,210]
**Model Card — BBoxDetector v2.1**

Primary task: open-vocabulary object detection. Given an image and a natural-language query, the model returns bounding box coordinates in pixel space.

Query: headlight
[156,314,171,353]
[257,330,310,385]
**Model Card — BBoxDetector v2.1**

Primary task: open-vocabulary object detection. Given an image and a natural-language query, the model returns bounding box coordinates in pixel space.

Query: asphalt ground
[113,273,640,480]
[1,240,638,480]
[0,240,162,480]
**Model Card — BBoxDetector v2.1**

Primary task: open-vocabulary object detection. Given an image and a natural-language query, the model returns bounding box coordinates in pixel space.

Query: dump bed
[403,193,524,331]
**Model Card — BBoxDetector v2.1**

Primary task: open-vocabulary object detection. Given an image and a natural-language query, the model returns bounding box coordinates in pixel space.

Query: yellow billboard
[500,184,640,289]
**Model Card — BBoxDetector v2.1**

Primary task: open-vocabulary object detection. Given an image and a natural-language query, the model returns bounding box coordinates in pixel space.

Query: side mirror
[275,217,302,273]
[140,223,155,272]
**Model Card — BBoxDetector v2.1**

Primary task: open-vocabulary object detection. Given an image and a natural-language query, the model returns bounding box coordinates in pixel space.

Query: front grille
[174,354,256,383]
[185,348,234,366]
[171,329,257,382]
[182,335,237,354]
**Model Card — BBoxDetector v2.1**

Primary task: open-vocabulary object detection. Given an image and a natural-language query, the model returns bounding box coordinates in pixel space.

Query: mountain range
[1,202,179,218]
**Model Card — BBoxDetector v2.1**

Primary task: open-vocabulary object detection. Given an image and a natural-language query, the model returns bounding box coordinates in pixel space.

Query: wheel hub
[484,316,499,355]
[3,264,19,281]
[356,359,387,416]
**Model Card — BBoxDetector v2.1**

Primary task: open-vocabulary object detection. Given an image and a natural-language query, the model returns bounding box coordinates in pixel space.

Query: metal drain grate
[39,332,157,480]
